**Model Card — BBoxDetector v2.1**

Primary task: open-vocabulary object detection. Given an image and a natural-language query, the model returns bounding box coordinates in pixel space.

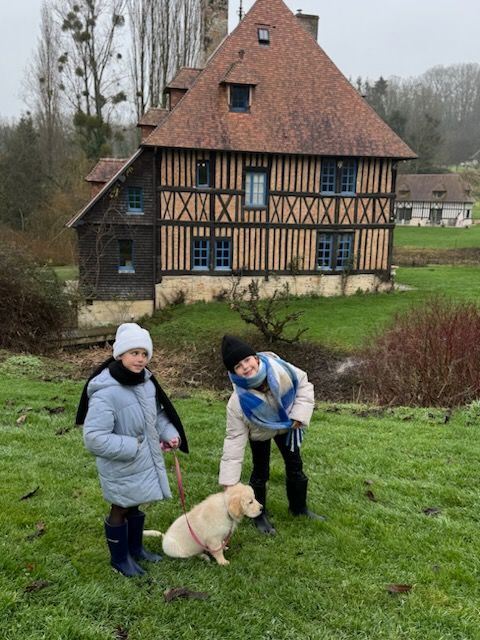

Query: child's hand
[291,420,303,430]
[160,437,180,452]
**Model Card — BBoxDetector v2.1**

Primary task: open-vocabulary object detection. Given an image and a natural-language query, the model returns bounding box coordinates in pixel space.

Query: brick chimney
[199,0,228,66]
[295,9,319,41]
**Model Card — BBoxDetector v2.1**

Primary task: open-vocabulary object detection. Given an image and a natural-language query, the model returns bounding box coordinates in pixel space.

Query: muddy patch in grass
[49,338,360,403]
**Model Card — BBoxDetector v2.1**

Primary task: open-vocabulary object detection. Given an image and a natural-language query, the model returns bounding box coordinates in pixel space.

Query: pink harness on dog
[173,451,233,555]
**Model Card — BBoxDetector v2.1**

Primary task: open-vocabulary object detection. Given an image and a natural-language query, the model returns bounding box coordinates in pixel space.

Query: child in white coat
[219,335,323,535]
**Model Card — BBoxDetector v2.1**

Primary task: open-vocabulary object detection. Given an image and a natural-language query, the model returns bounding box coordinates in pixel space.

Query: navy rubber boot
[104,520,145,577]
[127,511,162,562]
[286,477,326,521]
[250,482,276,535]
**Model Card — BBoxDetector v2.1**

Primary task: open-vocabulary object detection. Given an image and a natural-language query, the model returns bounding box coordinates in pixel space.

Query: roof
[164,68,203,92]
[85,158,128,183]
[67,150,141,227]
[396,174,475,203]
[144,0,416,159]
[137,108,169,127]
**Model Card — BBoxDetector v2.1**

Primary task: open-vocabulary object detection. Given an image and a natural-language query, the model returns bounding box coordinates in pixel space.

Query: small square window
[215,239,231,270]
[196,160,210,187]
[258,28,270,45]
[245,170,267,207]
[192,238,209,270]
[127,187,143,213]
[118,239,135,273]
[230,84,250,112]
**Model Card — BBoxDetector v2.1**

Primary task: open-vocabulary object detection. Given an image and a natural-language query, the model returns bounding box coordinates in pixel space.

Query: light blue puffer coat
[83,368,179,507]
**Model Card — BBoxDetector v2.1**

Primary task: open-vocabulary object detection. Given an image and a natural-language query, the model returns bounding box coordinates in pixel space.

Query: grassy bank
[1,367,480,639]
[145,265,480,351]
[394,223,480,249]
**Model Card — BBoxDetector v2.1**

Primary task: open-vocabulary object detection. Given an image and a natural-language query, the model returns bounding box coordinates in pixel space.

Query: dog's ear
[226,487,243,519]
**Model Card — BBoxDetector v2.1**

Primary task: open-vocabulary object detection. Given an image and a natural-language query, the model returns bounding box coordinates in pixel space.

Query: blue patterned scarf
[229,353,303,451]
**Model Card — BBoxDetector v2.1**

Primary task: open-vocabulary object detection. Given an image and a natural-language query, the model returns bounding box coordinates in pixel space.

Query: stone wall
[156,273,392,306]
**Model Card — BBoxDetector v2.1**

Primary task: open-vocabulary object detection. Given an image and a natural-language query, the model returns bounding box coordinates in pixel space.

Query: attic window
[433,190,446,198]
[258,27,270,45]
[229,84,250,112]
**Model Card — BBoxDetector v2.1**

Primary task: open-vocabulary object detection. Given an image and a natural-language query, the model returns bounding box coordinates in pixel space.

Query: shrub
[228,278,308,344]
[0,241,74,352]
[358,297,480,407]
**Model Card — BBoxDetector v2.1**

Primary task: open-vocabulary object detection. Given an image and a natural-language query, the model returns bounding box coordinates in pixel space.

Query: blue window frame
[320,159,336,193]
[341,159,357,194]
[245,170,267,207]
[317,232,354,271]
[118,239,135,273]
[317,234,333,270]
[336,234,354,269]
[230,84,250,112]
[127,187,144,213]
[192,238,209,270]
[196,160,210,187]
[320,159,357,194]
[215,239,231,270]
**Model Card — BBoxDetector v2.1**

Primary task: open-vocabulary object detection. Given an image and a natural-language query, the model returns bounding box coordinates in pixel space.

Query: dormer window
[229,84,250,112]
[433,190,446,198]
[258,27,270,45]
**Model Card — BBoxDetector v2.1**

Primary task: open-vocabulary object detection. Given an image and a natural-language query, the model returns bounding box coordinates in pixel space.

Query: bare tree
[127,0,201,120]
[23,2,67,179]
[55,0,128,158]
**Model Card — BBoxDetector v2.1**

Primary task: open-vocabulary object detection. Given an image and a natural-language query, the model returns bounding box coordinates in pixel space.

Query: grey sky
[1,0,479,120]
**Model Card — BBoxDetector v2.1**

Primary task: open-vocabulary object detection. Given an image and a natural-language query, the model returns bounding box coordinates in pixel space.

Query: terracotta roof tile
[85,158,128,183]
[165,67,203,91]
[144,0,416,159]
[396,174,475,203]
[137,108,169,127]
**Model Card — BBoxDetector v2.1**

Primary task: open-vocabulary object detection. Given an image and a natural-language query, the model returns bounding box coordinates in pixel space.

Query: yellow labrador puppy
[145,483,262,565]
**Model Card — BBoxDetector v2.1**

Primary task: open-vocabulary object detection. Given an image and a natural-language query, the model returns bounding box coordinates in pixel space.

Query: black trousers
[249,434,308,486]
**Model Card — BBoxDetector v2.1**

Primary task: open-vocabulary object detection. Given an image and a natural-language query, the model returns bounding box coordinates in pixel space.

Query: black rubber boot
[104,520,145,577]
[286,477,326,521]
[250,482,276,535]
[127,511,162,562]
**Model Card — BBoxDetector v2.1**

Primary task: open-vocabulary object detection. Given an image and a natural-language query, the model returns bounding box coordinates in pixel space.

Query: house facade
[395,174,474,227]
[68,0,415,327]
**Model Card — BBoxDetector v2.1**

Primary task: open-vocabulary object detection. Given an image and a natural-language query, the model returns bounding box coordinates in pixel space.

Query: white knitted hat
[112,323,153,361]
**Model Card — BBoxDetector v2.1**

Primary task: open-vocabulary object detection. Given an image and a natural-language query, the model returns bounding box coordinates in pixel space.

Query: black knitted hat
[221,335,256,372]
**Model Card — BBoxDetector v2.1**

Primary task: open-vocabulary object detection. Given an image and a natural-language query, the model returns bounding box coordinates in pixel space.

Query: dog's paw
[216,558,230,566]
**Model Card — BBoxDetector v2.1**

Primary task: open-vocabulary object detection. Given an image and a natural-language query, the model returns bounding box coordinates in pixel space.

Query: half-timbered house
[68,0,416,327]
[395,173,474,227]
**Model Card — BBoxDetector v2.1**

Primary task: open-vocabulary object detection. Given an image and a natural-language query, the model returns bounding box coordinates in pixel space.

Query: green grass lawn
[53,265,79,282]
[394,223,480,249]
[146,265,480,351]
[2,365,480,640]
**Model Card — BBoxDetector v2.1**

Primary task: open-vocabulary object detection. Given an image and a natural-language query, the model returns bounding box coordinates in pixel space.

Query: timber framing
[67,0,416,325]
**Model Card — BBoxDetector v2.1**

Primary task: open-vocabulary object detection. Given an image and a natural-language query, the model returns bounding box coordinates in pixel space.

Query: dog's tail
[143,529,163,538]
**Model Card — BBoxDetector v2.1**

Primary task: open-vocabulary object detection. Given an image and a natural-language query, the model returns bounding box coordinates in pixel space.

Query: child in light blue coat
[77,323,188,577]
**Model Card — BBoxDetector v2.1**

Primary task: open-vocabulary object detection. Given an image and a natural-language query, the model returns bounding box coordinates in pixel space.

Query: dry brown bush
[357,297,480,407]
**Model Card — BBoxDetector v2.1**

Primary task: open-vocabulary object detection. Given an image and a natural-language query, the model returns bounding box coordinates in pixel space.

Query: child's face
[120,348,149,373]
[233,355,259,378]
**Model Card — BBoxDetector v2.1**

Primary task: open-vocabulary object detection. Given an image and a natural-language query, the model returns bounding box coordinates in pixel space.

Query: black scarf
[75,357,188,453]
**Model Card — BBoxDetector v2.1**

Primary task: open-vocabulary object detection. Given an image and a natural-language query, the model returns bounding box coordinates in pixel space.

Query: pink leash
[172,450,233,555]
